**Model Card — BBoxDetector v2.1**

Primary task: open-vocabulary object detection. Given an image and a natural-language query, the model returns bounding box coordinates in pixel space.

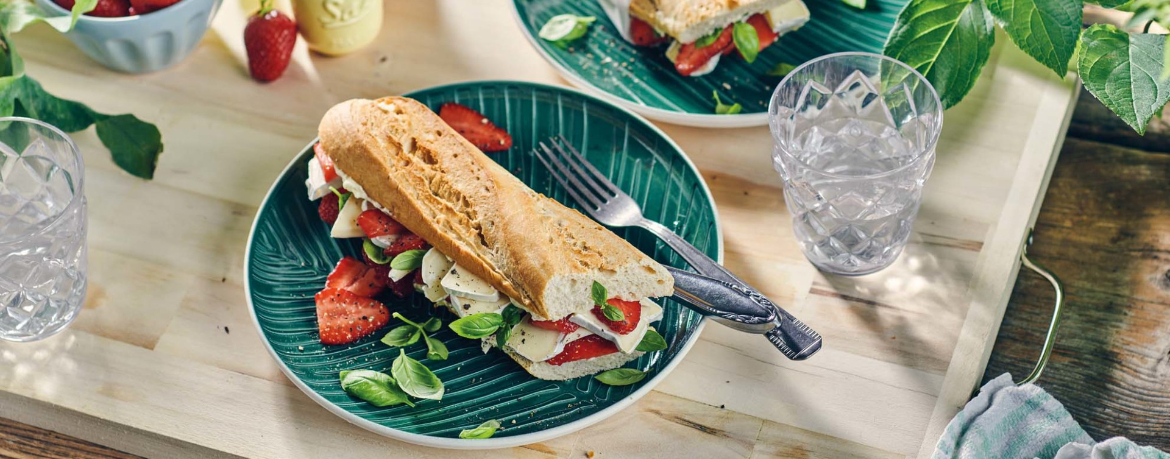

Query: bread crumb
[722,83,731,90]
[586,451,595,458]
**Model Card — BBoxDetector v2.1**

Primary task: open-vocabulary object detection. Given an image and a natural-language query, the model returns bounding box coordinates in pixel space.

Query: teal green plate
[511,0,907,127]
[245,81,721,449]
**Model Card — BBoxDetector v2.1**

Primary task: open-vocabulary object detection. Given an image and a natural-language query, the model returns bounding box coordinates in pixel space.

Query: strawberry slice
[357,209,405,240]
[547,334,619,366]
[318,191,341,225]
[315,288,390,345]
[674,26,733,76]
[325,257,386,298]
[314,142,338,183]
[630,17,668,46]
[438,103,512,152]
[530,317,580,334]
[591,298,641,335]
[744,14,779,52]
[383,233,429,257]
[387,275,415,298]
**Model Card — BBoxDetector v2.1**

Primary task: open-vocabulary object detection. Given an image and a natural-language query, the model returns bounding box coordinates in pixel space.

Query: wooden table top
[0,0,1085,458]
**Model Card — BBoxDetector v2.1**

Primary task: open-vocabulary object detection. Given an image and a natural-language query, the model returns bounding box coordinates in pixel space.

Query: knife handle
[666,266,776,333]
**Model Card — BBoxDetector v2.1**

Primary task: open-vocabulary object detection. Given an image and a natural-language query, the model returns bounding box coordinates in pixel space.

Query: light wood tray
[1,1,1079,457]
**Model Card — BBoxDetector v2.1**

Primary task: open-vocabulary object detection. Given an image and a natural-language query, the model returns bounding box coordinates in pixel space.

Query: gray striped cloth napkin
[933,373,1169,459]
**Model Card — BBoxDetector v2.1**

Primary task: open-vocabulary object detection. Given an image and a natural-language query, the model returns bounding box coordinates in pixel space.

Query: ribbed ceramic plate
[245,81,721,449]
[511,0,906,127]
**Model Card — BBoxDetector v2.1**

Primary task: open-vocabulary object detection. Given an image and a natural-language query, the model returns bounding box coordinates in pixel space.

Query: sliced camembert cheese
[421,249,454,286]
[421,280,447,303]
[330,197,365,238]
[766,1,810,33]
[505,320,563,362]
[441,264,499,302]
[449,295,510,317]
[569,300,664,353]
[388,268,412,282]
[305,157,340,201]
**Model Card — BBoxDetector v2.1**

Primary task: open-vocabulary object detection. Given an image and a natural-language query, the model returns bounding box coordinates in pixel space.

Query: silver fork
[534,136,822,360]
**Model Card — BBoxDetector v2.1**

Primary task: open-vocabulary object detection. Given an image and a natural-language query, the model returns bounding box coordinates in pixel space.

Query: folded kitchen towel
[933,373,1170,459]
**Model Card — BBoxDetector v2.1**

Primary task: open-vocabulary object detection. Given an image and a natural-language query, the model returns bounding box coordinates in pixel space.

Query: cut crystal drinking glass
[0,117,88,341]
[768,52,943,276]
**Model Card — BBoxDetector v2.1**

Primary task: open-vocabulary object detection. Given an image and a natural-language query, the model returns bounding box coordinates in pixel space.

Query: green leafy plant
[884,0,1170,134]
[0,0,164,178]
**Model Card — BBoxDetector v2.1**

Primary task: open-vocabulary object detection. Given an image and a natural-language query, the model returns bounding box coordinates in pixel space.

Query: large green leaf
[1086,0,1132,7]
[1079,24,1170,135]
[0,0,96,35]
[884,0,996,108]
[985,0,1082,75]
[95,114,164,180]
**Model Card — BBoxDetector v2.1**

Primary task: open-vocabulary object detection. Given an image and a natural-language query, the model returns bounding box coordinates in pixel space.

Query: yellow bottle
[292,0,382,56]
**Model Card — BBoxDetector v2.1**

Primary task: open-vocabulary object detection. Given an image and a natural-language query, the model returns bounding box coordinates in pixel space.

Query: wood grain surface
[983,89,1170,450]
[0,1,1078,458]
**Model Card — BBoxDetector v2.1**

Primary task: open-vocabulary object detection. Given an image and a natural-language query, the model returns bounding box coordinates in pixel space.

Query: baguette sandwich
[625,0,810,76]
[305,97,675,380]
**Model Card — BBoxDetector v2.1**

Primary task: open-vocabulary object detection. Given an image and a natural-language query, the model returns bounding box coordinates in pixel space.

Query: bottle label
[319,0,372,29]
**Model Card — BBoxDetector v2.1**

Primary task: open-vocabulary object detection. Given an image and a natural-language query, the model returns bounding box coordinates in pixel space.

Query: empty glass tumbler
[769,52,943,276]
[0,118,88,341]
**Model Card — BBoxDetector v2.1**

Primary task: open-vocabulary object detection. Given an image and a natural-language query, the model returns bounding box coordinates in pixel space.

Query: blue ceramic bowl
[33,0,223,74]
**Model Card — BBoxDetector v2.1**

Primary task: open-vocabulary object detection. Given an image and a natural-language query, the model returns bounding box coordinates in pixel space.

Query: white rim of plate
[243,81,724,450]
[508,3,770,129]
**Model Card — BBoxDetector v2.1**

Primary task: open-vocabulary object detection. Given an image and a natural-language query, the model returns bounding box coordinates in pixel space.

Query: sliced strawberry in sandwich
[313,142,339,183]
[383,233,428,257]
[357,209,405,240]
[386,275,415,298]
[325,256,386,298]
[630,17,668,46]
[547,334,619,366]
[316,288,390,345]
[529,317,580,334]
[591,298,641,334]
[438,103,513,152]
[318,189,343,225]
[674,26,733,76]
[744,14,779,51]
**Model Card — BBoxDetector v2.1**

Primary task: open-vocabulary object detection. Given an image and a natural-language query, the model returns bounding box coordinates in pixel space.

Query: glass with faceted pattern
[768,52,943,276]
[0,117,87,341]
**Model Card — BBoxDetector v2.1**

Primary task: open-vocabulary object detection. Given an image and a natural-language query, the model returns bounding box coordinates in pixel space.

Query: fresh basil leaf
[362,239,392,264]
[381,325,421,347]
[883,0,996,108]
[391,349,444,400]
[339,370,414,407]
[985,0,1081,76]
[390,249,427,271]
[448,313,504,339]
[392,312,426,330]
[1079,24,1170,135]
[500,304,524,327]
[425,335,448,361]
[732,22,760,64]
[767,62,797,77]
[600,303,625,321]
[594,368,647,386]
[459,419,501,439]
[842,0,866,8]
[712,91,742,115]
[590,281,607,307]
[422,317,441,334]
[694,29,721,48]
[496,321,515,348]
[329,186,351,209]
[635,329,667,352]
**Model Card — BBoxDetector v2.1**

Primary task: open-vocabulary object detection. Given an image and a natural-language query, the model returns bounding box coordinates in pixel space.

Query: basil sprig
[330,186,352,209]
[391,349,445,401]
[767,62,797,77]
[731,22,760,63]
[594,368,647,386]
[363,239,391,264]
[495,304,525,348]
[381,325,421,347]
[591,281,624,321]
[339,370,415,407]
[384,313,446,361]
[424,335,449,361]
[635,329,667,352]
[694,29,721,48]
[459,420,501,439]
[390,249,427,271]
[539,14,596,48]
[449,313,505,339]
[713,91,742,115]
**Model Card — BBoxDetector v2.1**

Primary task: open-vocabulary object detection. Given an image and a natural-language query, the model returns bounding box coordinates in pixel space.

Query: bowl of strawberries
[34,0,223,73]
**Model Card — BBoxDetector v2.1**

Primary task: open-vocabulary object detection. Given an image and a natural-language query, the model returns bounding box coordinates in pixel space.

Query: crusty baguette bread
[631,0,799,44]
[318,97,673,321]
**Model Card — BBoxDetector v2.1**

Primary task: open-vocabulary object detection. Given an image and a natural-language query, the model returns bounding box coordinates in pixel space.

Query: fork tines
[533,136,620,211]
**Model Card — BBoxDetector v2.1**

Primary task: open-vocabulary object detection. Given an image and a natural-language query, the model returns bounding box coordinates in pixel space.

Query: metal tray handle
[1016,229,1066,386]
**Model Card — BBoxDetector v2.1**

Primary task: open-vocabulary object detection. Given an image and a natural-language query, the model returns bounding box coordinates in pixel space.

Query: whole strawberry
[244,0,296,82]
[55,0,132,17]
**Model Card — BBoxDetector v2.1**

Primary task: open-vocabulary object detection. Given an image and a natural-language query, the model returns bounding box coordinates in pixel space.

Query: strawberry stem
[257,0,273,16]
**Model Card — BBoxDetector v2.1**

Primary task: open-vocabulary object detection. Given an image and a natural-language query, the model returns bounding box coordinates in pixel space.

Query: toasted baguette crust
[632,0,799,44]
[318,98,672,320]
